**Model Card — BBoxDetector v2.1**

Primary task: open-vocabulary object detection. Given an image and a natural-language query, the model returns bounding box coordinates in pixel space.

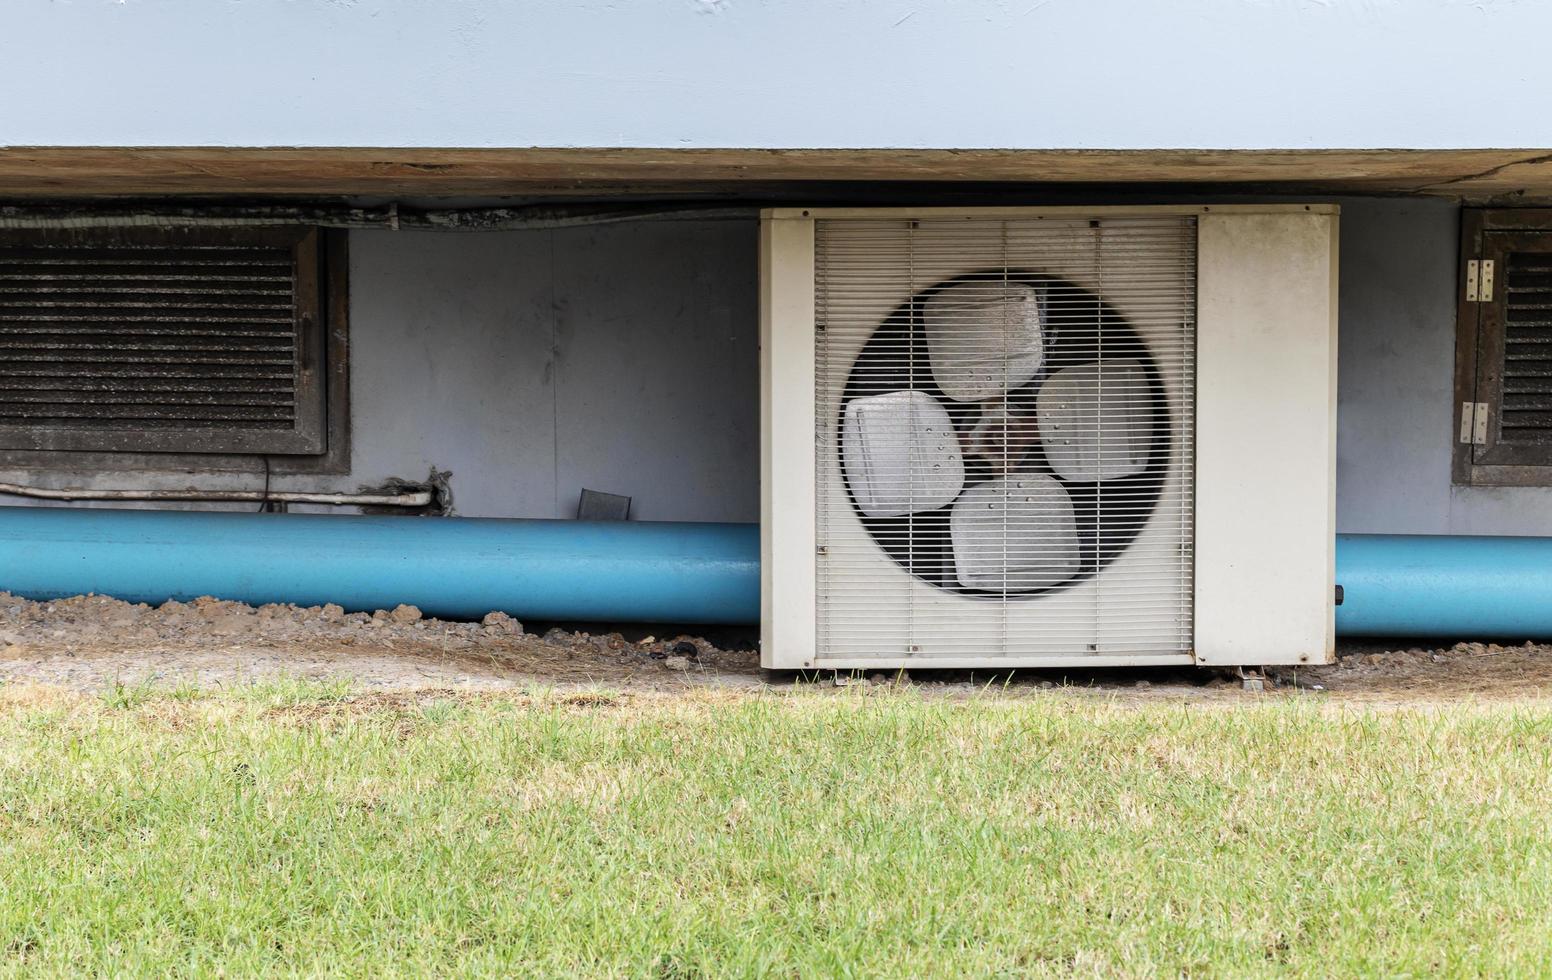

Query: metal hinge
[1466,259,1495,302]
[1460,401,1490,445]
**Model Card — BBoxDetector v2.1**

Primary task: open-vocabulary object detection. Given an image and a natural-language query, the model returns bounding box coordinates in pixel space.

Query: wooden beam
[0,147,1549,198]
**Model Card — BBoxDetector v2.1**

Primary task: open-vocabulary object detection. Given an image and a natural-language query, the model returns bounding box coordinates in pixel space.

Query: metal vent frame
[0,224,326,456]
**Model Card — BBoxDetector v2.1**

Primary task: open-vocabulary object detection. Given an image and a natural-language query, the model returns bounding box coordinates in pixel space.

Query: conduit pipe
[0,482,433,507]
[0,506,758,624]
[0,202,754,233]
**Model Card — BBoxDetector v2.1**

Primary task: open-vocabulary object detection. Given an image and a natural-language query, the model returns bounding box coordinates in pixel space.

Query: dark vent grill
[0,227,324,455]
[1501,251,1552,445]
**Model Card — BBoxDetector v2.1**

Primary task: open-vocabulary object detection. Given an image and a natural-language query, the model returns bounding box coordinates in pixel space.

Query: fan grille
[814,216,1196,659]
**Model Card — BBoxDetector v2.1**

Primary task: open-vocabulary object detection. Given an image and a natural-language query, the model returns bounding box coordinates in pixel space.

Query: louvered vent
[814,215,1196,660]
[1500,250,1552,446]
[0,227,324,454]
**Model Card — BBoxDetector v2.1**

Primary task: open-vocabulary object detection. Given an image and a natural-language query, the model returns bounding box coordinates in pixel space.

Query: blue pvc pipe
[1,506,1546,637]
[0,506,759,624]
[1336,533,1552,638]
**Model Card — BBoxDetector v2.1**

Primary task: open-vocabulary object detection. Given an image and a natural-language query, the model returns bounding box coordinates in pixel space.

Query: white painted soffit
[2,0,1552,150]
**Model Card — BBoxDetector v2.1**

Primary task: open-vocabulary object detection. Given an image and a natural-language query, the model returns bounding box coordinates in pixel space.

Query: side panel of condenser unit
[1194,209,1339,666]
[760,214,818,669]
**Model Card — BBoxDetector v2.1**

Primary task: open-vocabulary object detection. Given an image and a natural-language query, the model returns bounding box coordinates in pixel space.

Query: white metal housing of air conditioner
[760,206,1338,670]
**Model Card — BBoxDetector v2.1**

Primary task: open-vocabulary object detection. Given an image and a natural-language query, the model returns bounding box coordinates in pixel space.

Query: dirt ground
[2,592,1551,704]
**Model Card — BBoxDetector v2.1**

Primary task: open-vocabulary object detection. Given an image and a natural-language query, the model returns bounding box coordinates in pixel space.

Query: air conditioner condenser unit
[760,206,1338,670]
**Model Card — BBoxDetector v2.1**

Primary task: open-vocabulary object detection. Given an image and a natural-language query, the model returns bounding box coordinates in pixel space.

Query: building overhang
[2,147,1551,202]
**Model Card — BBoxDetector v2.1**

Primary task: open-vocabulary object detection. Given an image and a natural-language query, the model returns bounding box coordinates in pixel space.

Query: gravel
[0,592,760,693]
[4,591,1551,704]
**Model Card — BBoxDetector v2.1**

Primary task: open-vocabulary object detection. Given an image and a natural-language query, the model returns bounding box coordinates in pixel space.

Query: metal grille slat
[814,216,1196,661]
[0,242,302,434]
[1499,251,1552,446]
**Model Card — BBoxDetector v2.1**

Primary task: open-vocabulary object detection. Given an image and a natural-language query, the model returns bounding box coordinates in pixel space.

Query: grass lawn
[2,681,1551,976]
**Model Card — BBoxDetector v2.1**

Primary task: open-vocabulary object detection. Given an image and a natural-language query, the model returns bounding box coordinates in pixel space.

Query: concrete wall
[1336,198,1552,536]
[1335,198,1459,534]
[4,0,1552,149]
[347,219,758,522]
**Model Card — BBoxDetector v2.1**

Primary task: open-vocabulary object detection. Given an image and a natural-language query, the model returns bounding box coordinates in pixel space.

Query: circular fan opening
[838,270,1171,598]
